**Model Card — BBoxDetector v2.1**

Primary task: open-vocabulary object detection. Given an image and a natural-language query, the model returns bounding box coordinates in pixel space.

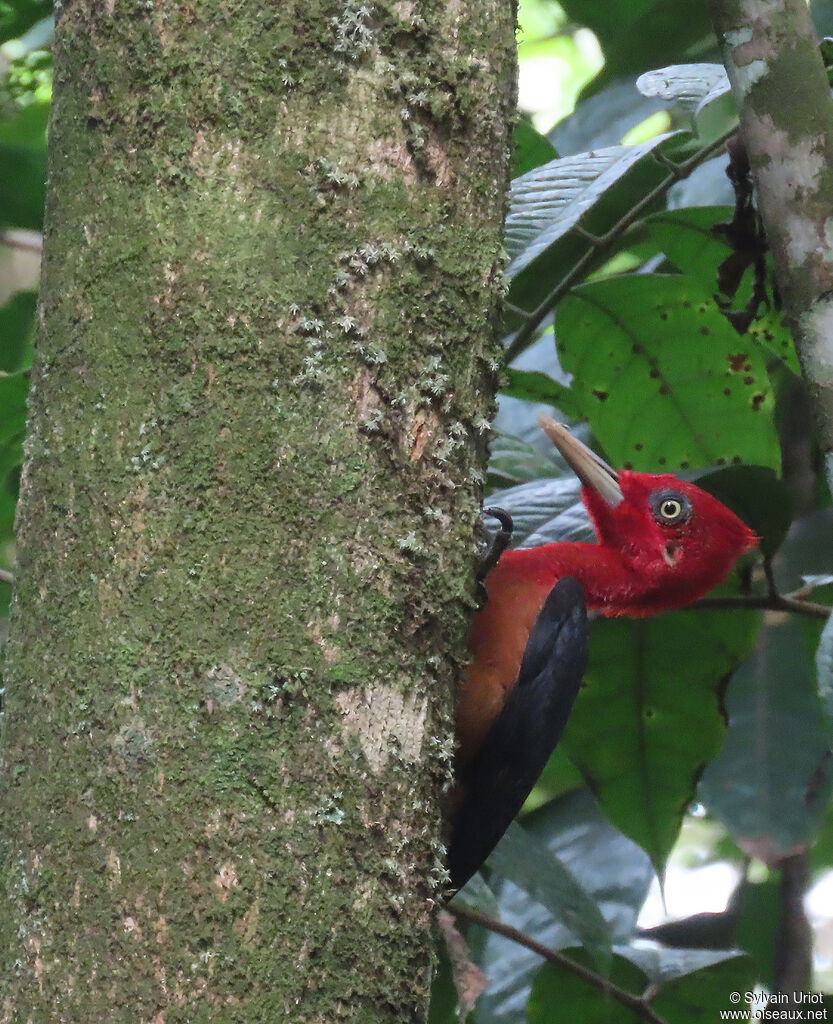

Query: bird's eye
[649,489,691,525]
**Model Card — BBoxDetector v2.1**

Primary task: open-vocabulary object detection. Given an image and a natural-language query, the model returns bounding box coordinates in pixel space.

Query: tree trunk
[708,0,833,461]
[708,0,833,997]
[0,2,516,1020]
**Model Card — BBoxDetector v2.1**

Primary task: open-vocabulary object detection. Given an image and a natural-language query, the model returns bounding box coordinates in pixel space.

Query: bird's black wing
[447,576,588,893]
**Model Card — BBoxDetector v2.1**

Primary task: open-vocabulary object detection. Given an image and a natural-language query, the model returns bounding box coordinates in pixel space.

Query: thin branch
[504,300,532,320]
[504,128,736,363]
[570,223,604,246]
[0,568,14,586]
[762,555,779,598]
[708,0,833,467]
[450,903,671,1024]
[693,591,830,619]
[695,555,831,618]
[773,852,813,995]
[0,230,43,255]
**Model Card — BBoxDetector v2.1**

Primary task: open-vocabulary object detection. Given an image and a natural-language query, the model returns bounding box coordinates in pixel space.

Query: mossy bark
[709,0,833,462]
[0,2,516,1021]
[709,0,832,997]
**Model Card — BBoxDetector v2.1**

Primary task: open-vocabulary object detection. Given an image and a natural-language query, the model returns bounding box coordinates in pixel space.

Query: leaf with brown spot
[556,274,779,470]
[500,367,583,419]
[641,208,799,370]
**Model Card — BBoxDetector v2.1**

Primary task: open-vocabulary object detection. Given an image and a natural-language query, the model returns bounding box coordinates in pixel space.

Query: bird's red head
[538,417,758,615]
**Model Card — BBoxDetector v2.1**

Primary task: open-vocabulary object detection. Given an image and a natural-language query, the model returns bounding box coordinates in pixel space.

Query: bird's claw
[477,507,514,584]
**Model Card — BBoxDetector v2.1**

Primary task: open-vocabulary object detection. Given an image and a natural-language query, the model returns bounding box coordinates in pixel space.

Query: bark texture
[0,1,516,1021]
[708,0,832,996]
[709,0,833,466]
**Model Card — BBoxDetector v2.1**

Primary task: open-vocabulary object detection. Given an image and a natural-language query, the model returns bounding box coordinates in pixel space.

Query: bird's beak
[538,415,624,508]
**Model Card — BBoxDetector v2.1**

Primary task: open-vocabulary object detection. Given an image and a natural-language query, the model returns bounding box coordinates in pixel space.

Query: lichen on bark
[0,1,517,1020]
[709,0,833,456]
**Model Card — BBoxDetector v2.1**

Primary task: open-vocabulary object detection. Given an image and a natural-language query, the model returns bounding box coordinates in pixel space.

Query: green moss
[1,0,515,1019]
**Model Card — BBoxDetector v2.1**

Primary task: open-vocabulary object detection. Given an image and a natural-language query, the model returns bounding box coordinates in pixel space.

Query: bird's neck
[496,542,642,615]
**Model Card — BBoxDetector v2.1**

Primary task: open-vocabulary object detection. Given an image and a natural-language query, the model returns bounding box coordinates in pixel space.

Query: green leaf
[451,870,500,916]
[429,935,465,1024]
[528,948,754,1024]
[487,432,563,489]
[528,954,645,1024]
[0,290,36,372]
[563,609,760,872]
[0,102,48,230]
[485,476,594,547]
[734,878,780,988]
[695,465,794,559]
[500,368,583,419]
[0,0,51,46]
[636,63,738,146]
[624,943,747,984]
[505,133,689,339]
[557,274,781,471]
[634,64,738,148]
[526,748,585,810]
[0,431,24,481]
[641,206,735,281]
[636,64,730,112]
[772,508,833,593]
[702,617,831,857]
[0,98,48,146]
[507,132,679,278]
[2,12,53,56]
[524,791,653,946]
[0,372,29,447]
[514,115,558,178]
[0,372,27,540]
[640,208,799,372]
[469,791,652,1023]
[558,0,713,98]
[0,461,20,538]
[802,574,833,590]
[487,821,612,971]
[650,953,755,1023]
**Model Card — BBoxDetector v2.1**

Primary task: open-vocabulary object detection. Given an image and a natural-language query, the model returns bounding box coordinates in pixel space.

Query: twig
[0,230,42,255]
[504,128,737,363]
[762,555,779,599]
[773,852,813,996]
[0,568,14,586]
[787,582,817,601]
[504,300,532,320]
[570,223,604,245]
[695,554,830,618]
[450,903,671,1024]
[693,591,830,619]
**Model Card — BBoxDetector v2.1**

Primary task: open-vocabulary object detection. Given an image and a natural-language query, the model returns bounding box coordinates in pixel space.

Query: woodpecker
[447,417,757,890]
